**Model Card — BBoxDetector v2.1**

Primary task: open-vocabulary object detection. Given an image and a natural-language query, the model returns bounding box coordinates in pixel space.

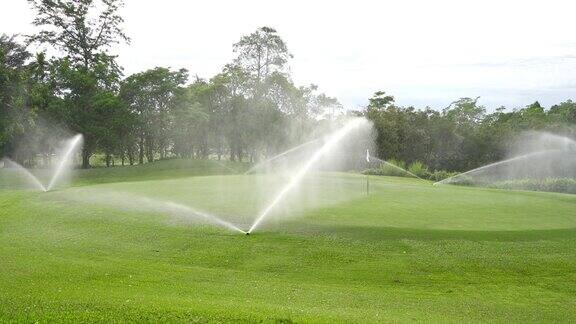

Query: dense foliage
[489,178,576,194]
[0,0,574,171]
[364,92,576,172]
[0,1,340,168]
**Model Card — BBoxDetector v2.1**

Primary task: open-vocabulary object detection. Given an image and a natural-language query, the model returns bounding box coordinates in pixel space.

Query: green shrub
[363,159,409,178]
[429,170,459,182]
[363,165,404,177]
[447,175,478,186]
[388,158,407,170]
[363,160,464,183]
[408,161,429,178]
[489,178,576,194]
[363,159,435,179]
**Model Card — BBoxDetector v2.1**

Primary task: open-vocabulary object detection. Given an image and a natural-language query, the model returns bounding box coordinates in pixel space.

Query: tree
[0,35,32,158]
[27,0,129,168]
[233,27,292,88]
[171,80,210,159]
[120,67,188,163]
[365,91,400,159]
[229,27,294,161]
[50,54,123,167]
[28,0,129,69]
[440,97,486,170]
[89,91,133,167]
[368,91,395,109]
[549,100,576,138]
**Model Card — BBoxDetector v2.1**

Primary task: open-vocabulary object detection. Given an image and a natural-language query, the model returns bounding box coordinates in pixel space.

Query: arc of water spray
[165,201,246,234]
[1,158,47,192]
[366,150,428,183]
[245,138,322,174]
[46,134,83,191]
[433,149,561,186]
[65,189,246,234]
[1,134,83,192]
[248,118,367,233]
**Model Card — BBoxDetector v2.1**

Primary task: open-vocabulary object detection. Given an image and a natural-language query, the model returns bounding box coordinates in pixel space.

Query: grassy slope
[0,160,575,322]
[73,159,251,185]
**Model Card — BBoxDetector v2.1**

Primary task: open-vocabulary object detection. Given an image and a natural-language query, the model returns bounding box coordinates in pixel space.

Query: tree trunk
[146,136,154,163]
[128,147,135,166]
[43,153,50,168]
[82,148,91,169]
[139,137,145,165]
[237,146,243,162]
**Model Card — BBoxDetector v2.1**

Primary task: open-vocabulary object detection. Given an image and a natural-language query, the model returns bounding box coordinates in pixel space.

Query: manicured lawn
[1,160,575,322]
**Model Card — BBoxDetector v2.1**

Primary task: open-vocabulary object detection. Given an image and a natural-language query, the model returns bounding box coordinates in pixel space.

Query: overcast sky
[2,0,576,111]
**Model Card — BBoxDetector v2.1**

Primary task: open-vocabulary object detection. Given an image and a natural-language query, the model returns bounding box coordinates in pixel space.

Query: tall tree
[27,0,129,168]
[233,27,292,91]
[0,35,32,159]
[120,67,188,163]
[27,0,129,69]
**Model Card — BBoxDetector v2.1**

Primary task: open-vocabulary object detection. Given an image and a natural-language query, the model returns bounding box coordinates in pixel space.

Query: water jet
[1,134,84,192]
[248,118,371,233]
[434,132,576,188]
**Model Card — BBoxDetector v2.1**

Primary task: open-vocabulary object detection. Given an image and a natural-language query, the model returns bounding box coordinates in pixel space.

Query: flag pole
[366,149,370,195]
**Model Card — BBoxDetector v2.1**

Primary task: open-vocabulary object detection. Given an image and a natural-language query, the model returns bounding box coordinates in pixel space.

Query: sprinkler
[245,232,250,236]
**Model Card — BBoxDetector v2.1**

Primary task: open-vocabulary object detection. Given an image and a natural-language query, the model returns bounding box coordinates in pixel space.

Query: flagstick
[366,173,370,195]
[366,149,371,195]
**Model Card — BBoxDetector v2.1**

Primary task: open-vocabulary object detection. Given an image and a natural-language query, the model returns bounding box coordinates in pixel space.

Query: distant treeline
[1,0,575,171]
[364,92,575,172]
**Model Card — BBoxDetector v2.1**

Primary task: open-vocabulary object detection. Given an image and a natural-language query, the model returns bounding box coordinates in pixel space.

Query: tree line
[1,0,341,168]
[1,0,574,172]
[363,92,575,172]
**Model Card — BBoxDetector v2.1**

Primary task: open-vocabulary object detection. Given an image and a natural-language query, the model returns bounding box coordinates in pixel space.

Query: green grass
[1,159,575,322]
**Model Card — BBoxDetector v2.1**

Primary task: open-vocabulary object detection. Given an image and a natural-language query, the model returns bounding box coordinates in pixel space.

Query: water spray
[368,154,429,184]
[245,138,322,174]
[1,158,47,192]
[46,134,84,191]
[1,134,83,192]
[433,149,561,186]
[248,118,369,233]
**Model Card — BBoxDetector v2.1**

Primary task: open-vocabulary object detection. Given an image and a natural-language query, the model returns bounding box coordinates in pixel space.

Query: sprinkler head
[245,232,250,236]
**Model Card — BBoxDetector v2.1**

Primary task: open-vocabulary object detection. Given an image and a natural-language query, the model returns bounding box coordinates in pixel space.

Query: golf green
[1,160,575,322]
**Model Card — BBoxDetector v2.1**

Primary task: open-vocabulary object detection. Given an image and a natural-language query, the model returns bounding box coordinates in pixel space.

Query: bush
[363,166,403,177]
[387,158,406,171]
[408,161,429,178]
[447,175,478,186]
[363,159,437,180]
[489,178,576,194]
[428,170,459,182]
[362,160,465,183]
[363,159,410,177]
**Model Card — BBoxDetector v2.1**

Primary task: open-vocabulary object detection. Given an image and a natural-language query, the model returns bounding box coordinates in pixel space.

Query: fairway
[1,161,575,322]
[3,2,576,322]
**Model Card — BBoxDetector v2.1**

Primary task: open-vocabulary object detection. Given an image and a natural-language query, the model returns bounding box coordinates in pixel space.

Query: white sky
[2,0,576,111]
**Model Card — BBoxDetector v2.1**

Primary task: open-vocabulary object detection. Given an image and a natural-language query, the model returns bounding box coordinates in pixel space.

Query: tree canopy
[0,2,574,172]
